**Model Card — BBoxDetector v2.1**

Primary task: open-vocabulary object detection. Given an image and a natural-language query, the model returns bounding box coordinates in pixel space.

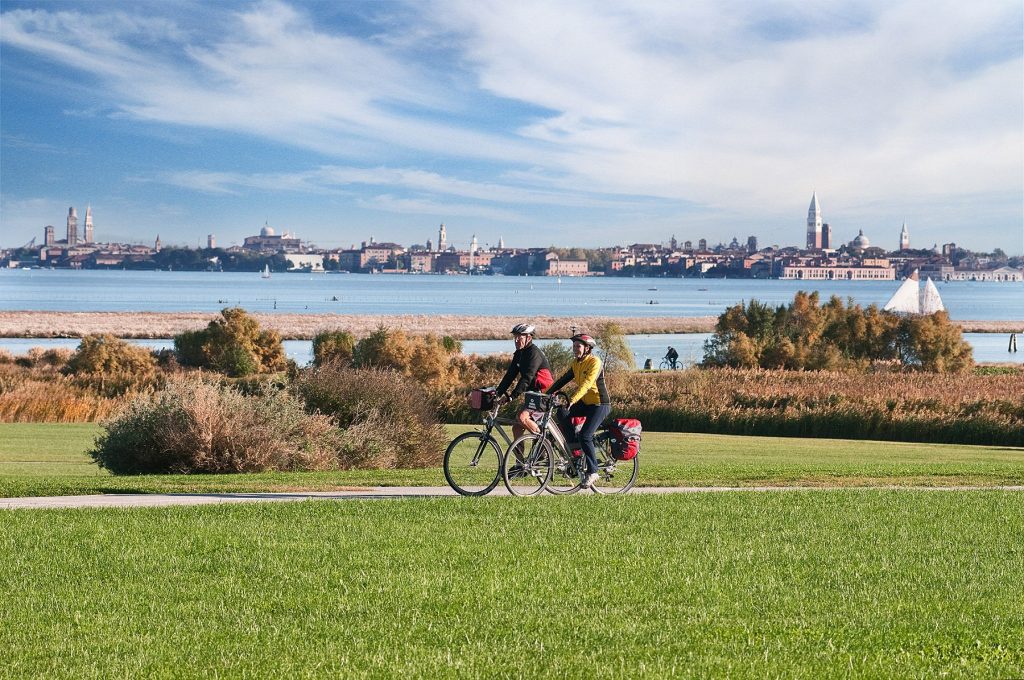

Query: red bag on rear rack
[607,418,642,460]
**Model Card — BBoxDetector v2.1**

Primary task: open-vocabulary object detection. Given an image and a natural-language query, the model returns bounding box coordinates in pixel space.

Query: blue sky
[1,0,1022,253]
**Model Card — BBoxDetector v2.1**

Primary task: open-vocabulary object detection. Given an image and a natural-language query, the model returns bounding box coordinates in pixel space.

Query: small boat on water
[261,265,271,279]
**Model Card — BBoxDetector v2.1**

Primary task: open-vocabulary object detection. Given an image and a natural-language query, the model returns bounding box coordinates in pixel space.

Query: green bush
[539,341,573,378]
[595,321,636,372]
[312,330,356,367]
[90,377,344,474]
[294,364,447,469]
[173,307,287,377]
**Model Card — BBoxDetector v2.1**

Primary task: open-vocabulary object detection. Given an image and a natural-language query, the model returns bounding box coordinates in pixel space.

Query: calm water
[2,269,1022,320]
[3,332,1020,366]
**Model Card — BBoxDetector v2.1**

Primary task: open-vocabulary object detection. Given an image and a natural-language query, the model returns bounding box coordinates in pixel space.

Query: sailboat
[261,264,271,279]
[883,270,944,315]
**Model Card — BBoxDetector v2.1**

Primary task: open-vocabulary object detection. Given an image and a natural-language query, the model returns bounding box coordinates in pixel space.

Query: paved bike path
[3,485,1022,509]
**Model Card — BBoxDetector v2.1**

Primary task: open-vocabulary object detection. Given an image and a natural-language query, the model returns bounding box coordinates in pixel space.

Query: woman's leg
[571,403,610,475]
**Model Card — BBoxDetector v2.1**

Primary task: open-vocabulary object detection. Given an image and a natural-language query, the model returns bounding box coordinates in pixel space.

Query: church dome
[852,229,870,248]
[260,224,275,237]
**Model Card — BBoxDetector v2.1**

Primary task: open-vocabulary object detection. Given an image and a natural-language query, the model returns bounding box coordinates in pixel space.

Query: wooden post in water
[1010,333,1017,352]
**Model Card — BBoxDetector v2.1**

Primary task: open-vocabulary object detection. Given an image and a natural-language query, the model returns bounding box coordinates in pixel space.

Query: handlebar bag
[468,387,496,411]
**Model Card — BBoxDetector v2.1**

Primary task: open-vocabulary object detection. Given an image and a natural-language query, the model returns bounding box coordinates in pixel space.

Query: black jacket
[496,343,553,398]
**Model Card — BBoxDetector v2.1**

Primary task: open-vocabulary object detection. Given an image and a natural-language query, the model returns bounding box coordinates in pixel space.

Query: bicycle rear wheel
[443,432,502,496]
[591,433,638,494]
[503,434,553,497]
[547,439,583,495]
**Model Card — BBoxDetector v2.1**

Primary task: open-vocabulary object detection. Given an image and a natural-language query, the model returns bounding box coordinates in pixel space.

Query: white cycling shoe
[582,472,599,489]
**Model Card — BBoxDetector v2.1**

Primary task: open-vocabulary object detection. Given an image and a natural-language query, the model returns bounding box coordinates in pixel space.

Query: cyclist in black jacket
[496,323,554,438]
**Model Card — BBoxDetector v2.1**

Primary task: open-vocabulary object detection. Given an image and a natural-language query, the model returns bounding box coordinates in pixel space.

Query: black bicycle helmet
[570,333,596,348]
[511,323,536,336]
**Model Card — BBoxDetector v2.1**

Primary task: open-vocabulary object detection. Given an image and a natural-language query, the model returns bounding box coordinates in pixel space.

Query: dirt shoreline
[1,311,1020,340]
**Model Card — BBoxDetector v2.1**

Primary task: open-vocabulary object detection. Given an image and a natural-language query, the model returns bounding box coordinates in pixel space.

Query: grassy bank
[2,493,1022,677]
[2,423,1022,497]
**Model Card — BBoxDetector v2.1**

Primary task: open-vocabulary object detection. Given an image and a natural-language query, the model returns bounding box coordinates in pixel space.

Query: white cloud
[1,0,1020,249]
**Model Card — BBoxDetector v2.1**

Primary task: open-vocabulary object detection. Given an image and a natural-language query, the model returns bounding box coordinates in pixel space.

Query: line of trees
[702,292,974,372]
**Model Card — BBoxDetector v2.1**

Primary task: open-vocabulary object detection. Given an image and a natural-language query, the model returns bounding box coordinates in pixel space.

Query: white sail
[920,277,944,314]
[883,277,920,314]
[261,264,271,279]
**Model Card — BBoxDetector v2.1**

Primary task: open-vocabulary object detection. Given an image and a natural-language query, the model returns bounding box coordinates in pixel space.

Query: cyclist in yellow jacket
[546,333,611,489]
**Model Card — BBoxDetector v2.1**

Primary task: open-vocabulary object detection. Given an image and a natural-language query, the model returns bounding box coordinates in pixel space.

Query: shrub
[62,335,159,395]
[0,349,13,365]
[294,364,447,468]
[312,330,356,367]
[595,321,636,372]
[173,307,287,377]
[540,341,573,378]
[90,377,344,474]
[66,335,156,376]
[352,326,463,390]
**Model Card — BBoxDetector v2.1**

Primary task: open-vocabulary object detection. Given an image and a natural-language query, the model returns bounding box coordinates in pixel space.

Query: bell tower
[806,192,822,249]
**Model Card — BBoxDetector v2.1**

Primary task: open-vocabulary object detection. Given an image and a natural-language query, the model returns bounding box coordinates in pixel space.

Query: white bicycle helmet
[511,323,536,336]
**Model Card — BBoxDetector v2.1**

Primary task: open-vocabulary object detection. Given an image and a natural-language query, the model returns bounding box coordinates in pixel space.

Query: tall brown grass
[0,365,129,422]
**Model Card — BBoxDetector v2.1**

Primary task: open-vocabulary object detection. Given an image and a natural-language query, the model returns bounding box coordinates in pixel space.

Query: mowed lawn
[2,423,1023,497]
[2,492,1022,677]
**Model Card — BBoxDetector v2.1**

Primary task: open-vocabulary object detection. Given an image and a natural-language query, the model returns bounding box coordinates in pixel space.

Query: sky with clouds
[1,0,1021,253]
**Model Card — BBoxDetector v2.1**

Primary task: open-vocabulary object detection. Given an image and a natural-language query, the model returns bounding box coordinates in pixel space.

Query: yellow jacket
[550,354,609,406]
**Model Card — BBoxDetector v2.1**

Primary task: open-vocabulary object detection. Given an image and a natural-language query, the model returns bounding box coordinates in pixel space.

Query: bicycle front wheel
[591,434,639,494]
[503,434,553,497]
[658,360,671,370]
[444,432,502,496]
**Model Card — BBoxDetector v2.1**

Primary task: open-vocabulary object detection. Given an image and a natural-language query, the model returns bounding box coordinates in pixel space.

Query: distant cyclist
[547,333,611,489]
[665,346,679,370]
[496,323,554,439]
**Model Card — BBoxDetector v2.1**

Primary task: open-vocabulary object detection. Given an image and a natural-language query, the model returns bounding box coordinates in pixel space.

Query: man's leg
[516,409,540,435]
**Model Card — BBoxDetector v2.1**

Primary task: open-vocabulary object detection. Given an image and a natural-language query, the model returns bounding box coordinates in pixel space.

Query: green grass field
[2,423,1023,497]
[2,492,1022,677]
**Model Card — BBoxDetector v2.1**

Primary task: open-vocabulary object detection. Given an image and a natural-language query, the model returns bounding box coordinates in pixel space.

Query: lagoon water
[1,268,1022,319]
[2,333,1020,368]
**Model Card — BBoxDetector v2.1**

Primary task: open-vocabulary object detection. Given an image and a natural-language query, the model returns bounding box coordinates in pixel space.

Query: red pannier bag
[467,387,497,411]
[607,418,642,460]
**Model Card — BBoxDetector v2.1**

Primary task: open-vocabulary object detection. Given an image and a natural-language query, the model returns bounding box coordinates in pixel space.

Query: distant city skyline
[2,1,1022,253]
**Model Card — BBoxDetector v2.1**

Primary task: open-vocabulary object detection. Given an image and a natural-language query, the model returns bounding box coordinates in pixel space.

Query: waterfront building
[780,262,895,280]
[746,236,758,253]
[899,223,910,250]
[207,234,216,249]
[698,238,707,251]
[284,254,325,271]
[806,193,822,249]
[821,223,832,249]
[243,223,302,252]
[408,252,433,273]
[546,254,589,277]
[438,223,447,252]
[44,225,54,246]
